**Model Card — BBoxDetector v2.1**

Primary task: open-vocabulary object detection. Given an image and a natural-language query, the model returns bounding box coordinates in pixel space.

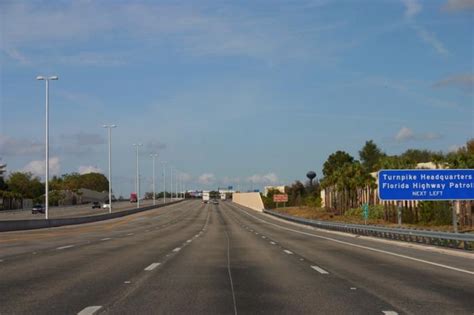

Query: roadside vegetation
[0,163,109,208]
[263,139,474,232]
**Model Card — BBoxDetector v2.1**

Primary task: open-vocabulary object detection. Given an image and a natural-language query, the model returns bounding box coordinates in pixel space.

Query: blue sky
[1,0,473,197]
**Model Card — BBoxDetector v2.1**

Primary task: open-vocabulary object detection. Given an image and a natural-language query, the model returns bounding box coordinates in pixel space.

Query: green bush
[304,195,322,208]
[344,204,384,220]
[418,201,452,225]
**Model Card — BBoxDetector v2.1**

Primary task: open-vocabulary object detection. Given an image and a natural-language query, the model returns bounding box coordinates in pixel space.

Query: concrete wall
[232,192,264,212]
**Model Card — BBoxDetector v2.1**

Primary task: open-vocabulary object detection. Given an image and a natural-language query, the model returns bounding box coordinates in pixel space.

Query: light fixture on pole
[36,75,58,220]
[132,143,143,208]
[103,124,117,213]
[150,154,158,206]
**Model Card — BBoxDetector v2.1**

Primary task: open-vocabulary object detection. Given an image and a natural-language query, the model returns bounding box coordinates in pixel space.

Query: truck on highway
[220,193,226,201]
[202,191,210,203]
[130,192,137,203]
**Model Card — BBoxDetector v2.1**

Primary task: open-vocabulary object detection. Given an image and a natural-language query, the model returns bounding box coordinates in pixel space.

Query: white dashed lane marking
[283,250,293,255]
[101,238,111,241]
[127,233,134,236]
[77,306,102,315]
[382,311,398,315]
[56,245,75,250]
[270,241,276,245]
[144,262,161,271]
[311,265,329,274]
[173,247,181,252]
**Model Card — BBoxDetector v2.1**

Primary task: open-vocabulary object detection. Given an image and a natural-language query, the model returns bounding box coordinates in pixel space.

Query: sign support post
[451,201,458,233]
[397,201,402,226]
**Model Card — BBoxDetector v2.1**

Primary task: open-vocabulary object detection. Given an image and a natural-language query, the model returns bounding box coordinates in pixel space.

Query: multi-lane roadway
[0,200,472,314]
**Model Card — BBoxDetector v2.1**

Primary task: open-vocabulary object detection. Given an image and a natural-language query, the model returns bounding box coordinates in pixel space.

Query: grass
[272,206,471,233]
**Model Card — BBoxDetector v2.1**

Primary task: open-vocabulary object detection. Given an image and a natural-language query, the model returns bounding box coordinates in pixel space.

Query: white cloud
[60,132,105,146]
[1,1,340,66]
[395,126,415,141]
[78,165,103,175]
[198,173,215,185]
[443,0,474,11]
[0,134,43,156]
[401,0,422,18]
[395,127,442,142]
[22,157,61,177]
[433,74,474,93]
[412,24,449,56]
[247,172,279,184]
[400,0,449,56]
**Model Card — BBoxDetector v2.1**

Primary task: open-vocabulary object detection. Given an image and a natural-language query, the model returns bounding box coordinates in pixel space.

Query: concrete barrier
[0,200,184,232]
[232,192,264,212]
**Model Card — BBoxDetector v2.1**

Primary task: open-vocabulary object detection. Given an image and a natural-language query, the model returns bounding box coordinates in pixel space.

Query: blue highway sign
[378,169,474,201]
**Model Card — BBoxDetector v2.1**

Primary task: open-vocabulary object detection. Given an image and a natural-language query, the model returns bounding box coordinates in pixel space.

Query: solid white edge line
[283,249,293,255]
[311,265,329,274]
[235,206,474,276]
[57,245,74,250]
[144,262,161,271]
[77,306,102,315]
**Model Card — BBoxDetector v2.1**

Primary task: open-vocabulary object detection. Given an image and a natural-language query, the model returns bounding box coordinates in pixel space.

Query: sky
[0,0,473,197]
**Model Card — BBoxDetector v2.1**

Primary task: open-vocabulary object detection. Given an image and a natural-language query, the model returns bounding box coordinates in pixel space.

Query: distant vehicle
[130,192,137,203]
[91,202,101,209]
[220,194,226,201]
[102,203,110,209]
[211,199,219,205]
[32,204,45,214]
[202,191,210,203]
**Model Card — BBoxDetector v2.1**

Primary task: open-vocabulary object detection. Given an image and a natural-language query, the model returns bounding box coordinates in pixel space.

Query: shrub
[418,201,452,225]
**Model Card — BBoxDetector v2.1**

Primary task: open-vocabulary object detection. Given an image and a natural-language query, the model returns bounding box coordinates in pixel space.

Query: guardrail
[0,200,185,232]
[263,209,474,251]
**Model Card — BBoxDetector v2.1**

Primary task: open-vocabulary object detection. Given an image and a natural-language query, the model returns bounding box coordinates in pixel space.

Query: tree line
[0,167,109,205]
[263,139,473,227]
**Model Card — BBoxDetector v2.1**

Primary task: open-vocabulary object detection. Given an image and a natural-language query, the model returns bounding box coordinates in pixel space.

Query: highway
[0,199,168,221]
[0,200,472,314]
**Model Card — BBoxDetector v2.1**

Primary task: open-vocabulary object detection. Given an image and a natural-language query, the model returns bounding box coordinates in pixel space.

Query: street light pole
[36,75,58,220]
[170,166,173,200]
[150,154,158,206]
[103,125,116,213]
[162,162,166,203]
[133,143,143,208]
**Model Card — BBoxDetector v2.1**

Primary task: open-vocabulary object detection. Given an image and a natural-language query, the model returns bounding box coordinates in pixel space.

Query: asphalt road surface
[0,200,472,314]
[0,199,174,221]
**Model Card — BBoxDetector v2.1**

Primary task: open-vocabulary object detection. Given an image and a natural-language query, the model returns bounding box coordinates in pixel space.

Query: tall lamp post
[133,143,143,208]
[103,125,117,213]
[36,75,58,220]
[170,166,173,200]
[150,154,158,205]
[161,162,166,203]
